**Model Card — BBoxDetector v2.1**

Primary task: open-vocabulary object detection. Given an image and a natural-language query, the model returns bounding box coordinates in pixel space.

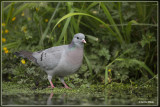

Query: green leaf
[39,3,61,46]
[125,20,138,43]
[56,9,74,45]
[105,67,108,85]
[85,35,98,41]
[51,12,116,38]
[100,3,123,44]
[99,48,111,60]
[5,2,15,26]
[115,58,154,77]
[84,53,92,74]
[13,3,30,17]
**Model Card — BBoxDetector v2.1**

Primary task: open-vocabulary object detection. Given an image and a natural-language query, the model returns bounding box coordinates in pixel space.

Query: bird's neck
[69,41,84,49]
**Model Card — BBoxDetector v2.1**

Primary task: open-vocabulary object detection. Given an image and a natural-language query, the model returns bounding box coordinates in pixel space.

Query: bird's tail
[14,51,37,63]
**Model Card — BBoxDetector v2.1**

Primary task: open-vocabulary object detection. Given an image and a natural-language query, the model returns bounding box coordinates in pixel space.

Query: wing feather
[32,45,67,70]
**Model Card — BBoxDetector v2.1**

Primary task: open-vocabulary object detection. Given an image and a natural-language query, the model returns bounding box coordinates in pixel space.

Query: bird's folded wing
[32,45,67,70]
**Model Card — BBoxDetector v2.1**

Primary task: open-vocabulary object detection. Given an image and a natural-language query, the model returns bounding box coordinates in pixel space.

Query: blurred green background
[2,2,157,88]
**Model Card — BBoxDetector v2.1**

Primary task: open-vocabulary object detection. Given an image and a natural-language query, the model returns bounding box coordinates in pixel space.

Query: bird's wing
[32,45,67,70]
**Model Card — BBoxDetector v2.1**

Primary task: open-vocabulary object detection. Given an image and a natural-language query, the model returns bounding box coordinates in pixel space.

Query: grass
[2,80,157,96]
[2,82,104,96]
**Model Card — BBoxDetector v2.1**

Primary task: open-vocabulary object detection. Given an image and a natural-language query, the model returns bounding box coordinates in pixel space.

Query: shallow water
[2,89,157,105]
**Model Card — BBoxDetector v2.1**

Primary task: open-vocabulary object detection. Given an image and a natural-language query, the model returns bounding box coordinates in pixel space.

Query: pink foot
[63,83,71,89]
[49,81,55,88]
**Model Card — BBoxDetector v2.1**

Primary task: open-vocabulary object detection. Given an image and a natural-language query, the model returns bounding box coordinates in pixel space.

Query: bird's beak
[82,39,86,43]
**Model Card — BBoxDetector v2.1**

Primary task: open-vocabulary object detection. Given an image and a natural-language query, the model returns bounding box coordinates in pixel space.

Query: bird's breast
[54,49,83,76]
[66,49,83,65]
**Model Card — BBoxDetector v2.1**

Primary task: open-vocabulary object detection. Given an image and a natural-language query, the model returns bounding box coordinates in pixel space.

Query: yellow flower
[12,17,16,21]
[45,19,48,23]
[108,69,111,72]
[21,59,26,64]
[28,17,31,21]
[4,49,9,54]
[3,47,7,51]
[5,29,9,34]
[2,38,6,43]
[23,27,27,33]
[2,23,5,27]
[58,24,61,28]
[21,12,24,16]
[21,26,27,33]
[36,7,39,11]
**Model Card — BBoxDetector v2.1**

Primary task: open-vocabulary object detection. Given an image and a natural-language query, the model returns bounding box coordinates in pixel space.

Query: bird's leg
[48,75,55,88]
[60,77,71,89]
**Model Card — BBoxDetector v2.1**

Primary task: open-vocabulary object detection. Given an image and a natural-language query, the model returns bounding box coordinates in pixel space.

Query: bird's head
[71,33,86,48]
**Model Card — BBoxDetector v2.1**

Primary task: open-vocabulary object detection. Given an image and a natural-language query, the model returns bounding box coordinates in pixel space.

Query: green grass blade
[71,17,79,33]
[2,41,21,49]
[118,3,123,30]
[84,53,92,74]
[76,2,99,31]
[39,2,60,46]
[80,21,94,31]
[87,2,99,10]
[100,3,123,44]
[5,2,15,26]
[105,67,108,85]
[13,3,30,17]
[125,20,138,43]
[51,12,116,38]
[56,9,74,45]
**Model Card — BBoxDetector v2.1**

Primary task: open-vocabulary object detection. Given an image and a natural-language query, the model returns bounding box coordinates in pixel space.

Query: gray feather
[32,45,67,70]
[14,51,37,64]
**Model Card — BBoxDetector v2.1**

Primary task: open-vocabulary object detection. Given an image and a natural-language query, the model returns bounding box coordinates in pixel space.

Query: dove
[14,33,86,89]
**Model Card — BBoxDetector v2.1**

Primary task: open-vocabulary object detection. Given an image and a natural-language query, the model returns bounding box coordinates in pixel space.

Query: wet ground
[2,82,157,105]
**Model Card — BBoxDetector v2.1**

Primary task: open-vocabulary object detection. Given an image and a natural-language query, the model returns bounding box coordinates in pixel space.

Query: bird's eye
[77,37,79,39]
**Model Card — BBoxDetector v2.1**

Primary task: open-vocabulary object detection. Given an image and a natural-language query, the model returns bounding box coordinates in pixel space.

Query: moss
[2,82,102,95]
[2,81,157,96]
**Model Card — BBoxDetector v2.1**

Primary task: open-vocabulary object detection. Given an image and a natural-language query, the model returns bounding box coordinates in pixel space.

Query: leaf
[84,53,92,74]
[105,67,108,84]
[125,20,138,43]
[13,3,30,17]
[5,2,15,26]
[100,3,123,44]
[80,65,88,72]
[2,41,21,49]
[85,35,98,41]
[140,33,156,47]
[39,2,61,46]
[51,12,116,39]
[115,58,154,77]
[56,9,74,45]
[99,48,111,60]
